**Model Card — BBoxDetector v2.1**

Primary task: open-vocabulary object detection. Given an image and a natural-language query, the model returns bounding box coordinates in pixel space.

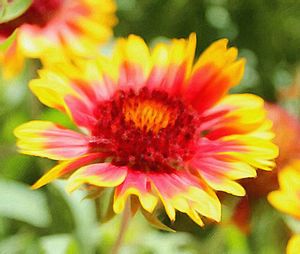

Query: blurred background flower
[268,162,300,254]
[0,0,117,78]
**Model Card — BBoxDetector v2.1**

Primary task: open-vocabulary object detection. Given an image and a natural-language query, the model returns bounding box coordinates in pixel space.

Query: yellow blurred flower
[287,234,300,254]
[268,161,300,219]
[0,0,117,78]
[268,161,300,254]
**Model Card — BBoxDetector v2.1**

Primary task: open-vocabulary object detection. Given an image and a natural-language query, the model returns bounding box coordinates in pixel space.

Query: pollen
[123,99,176,133]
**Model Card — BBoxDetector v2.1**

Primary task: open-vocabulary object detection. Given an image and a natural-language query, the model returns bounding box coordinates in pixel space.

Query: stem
[111,200,131,254]
[27,60,42,118]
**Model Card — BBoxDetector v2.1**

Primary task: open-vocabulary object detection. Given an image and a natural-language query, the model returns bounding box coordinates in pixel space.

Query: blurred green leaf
[53,181,99,254]
[0,0,32,23]
[0,29,17,52]
[1,110,27,143]
[285,216,300,234]
[40,234,80,254]
[40,109,75,130]
[222,225,250,254]
[138,231,194,254]
[0,155,32,180]
[249,199,288,254]
[0,217,8,238]
[0,233,39,254]
[0,179,50,227]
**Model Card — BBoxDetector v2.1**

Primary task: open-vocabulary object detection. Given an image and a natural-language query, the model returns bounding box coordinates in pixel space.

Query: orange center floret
[91,88,200,172]
[123,98,177,134]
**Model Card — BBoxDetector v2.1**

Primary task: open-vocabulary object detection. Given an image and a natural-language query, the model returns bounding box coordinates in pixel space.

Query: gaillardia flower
[15,34,278,226]
[268,161,300,254]
[0,0,117,78]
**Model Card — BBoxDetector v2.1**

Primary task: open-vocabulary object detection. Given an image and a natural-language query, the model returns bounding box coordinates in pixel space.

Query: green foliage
[249,199,288,254]
[0,233,42,254]
[53,181,99,254]
[115,0,300,102]
[40,234,80,254]
[0,179,50,227]
[0,30,17,52]
[0,0,32,23]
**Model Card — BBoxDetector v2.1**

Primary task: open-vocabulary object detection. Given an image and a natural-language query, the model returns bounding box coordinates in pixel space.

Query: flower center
[0,0,63,38]
[90,88,200,172]
[123,98,177,134]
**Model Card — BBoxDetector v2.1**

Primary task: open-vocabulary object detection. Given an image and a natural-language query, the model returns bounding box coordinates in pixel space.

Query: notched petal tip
[66,163,127,197]
[31,182,42,190]
[13,120,42,138]
[211,38,229,49]
[113,187,158,215]
[188,32,197,44]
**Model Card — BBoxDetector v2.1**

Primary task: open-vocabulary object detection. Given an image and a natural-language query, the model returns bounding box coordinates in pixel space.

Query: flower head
[15,34,278,226]
[0,0,117,78]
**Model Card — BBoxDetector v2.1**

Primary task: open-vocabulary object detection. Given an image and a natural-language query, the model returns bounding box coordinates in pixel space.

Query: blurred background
[1,0,300,253]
